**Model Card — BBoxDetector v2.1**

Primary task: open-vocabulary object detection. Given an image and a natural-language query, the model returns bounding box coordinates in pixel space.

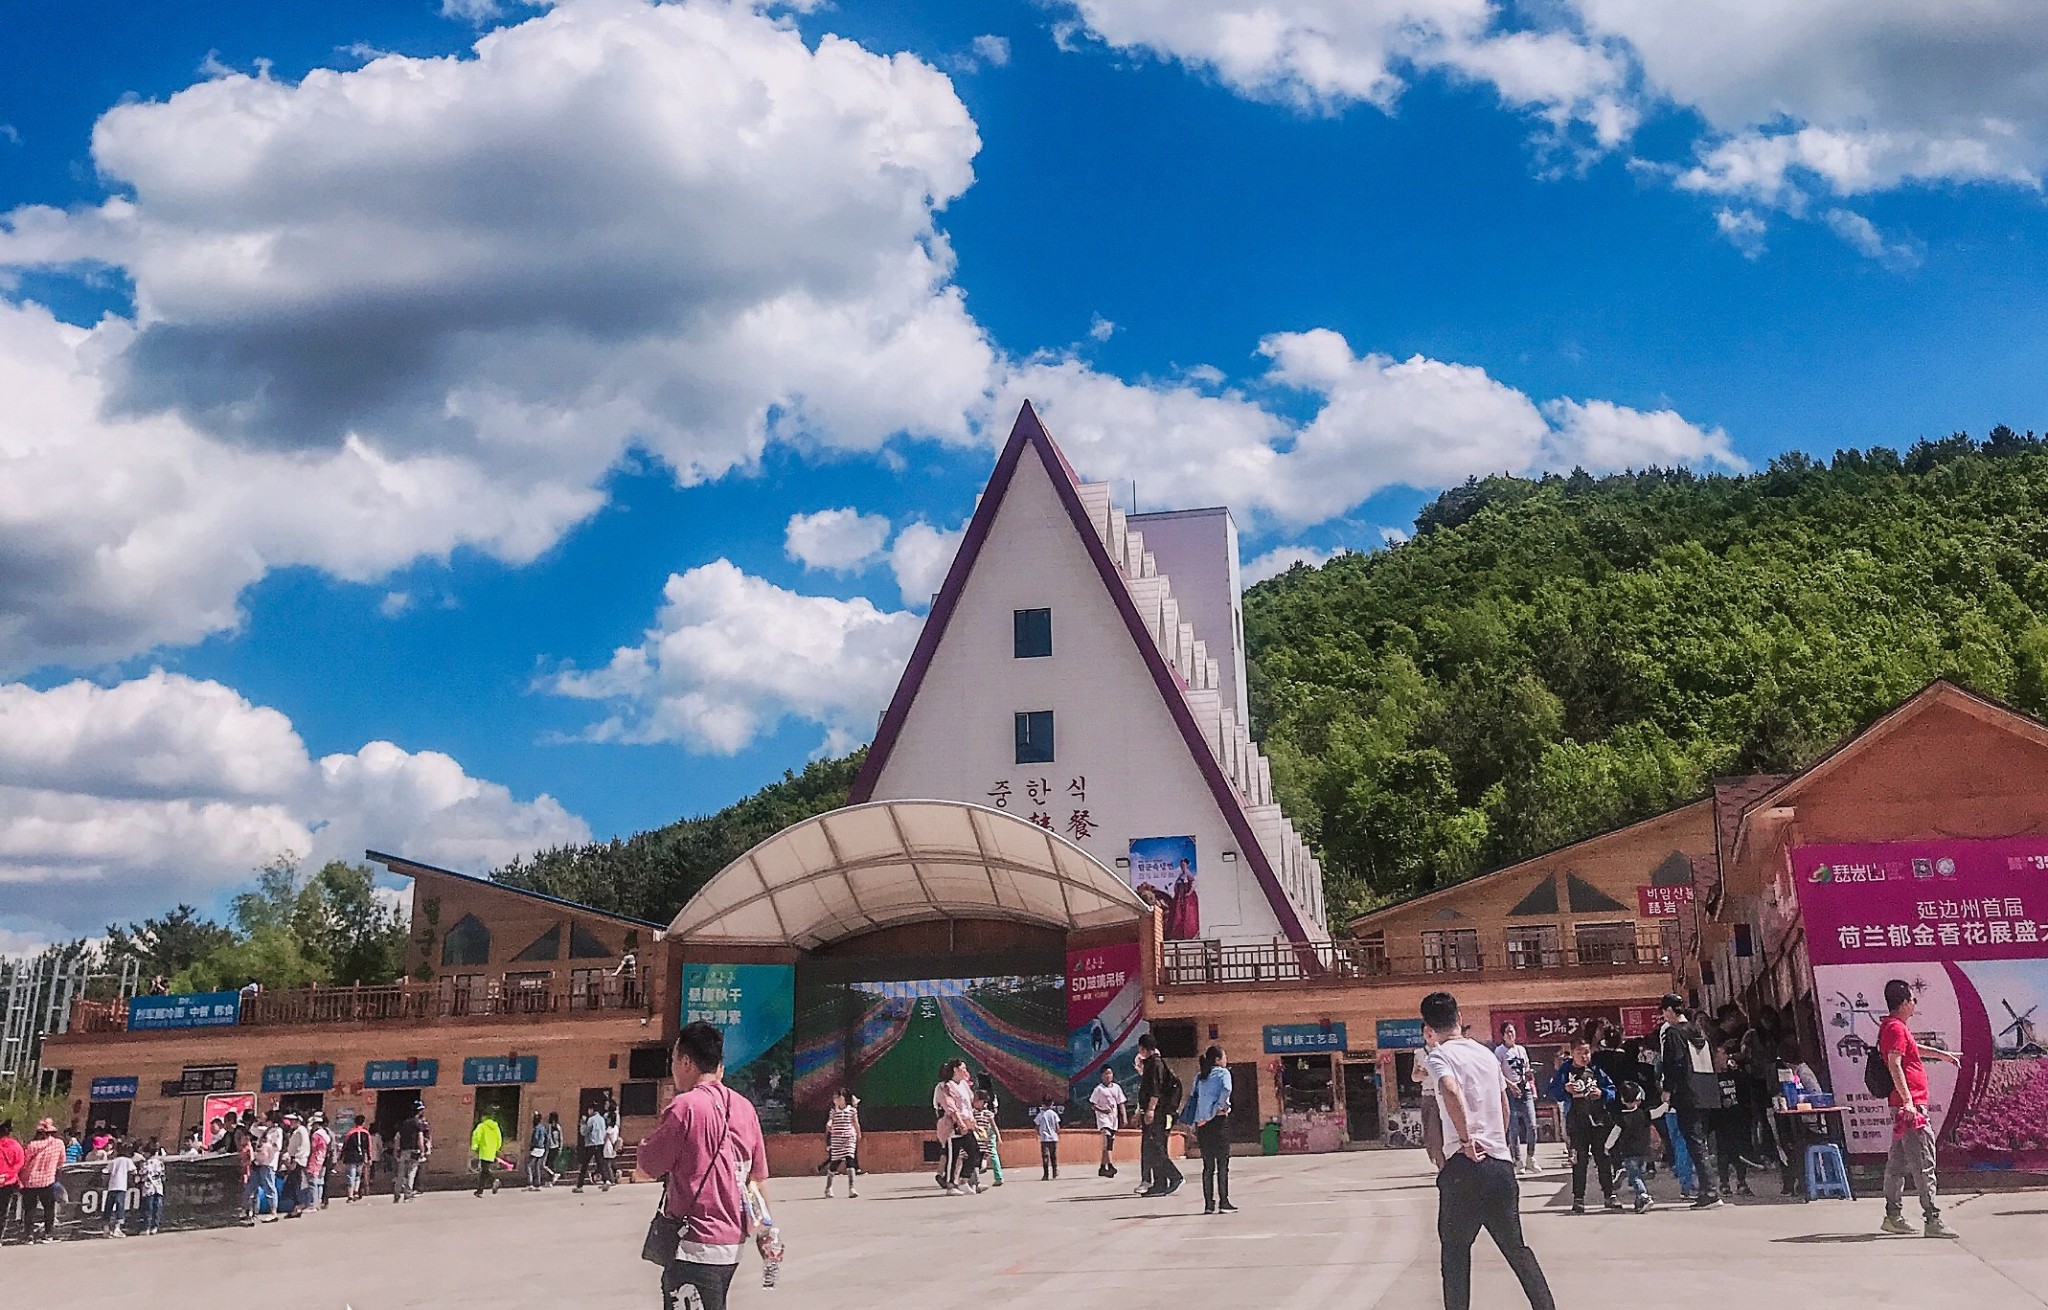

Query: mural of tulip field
[794,973,1067,1131]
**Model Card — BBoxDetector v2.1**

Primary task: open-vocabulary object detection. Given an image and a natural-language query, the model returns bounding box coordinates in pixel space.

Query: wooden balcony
[1158,937,1672,989]
[67,977,647,1035]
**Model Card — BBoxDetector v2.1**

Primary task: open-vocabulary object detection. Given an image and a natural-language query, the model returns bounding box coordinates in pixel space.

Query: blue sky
[5,0,2048,948]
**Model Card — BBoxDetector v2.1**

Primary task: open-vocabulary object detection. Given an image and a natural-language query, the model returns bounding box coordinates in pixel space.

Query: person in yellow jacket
[470,1113,504,1197]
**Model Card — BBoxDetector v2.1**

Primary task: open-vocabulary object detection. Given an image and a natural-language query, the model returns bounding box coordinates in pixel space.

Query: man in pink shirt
[18,1117,67,1243]
[639,1021,772,1310]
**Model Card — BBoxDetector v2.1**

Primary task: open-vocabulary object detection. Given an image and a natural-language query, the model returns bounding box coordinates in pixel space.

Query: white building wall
[1128,508,1249,727]
[865,453,1289,941]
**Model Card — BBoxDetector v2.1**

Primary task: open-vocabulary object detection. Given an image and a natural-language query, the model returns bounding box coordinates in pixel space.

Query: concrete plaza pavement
[7,1150,2046,1309]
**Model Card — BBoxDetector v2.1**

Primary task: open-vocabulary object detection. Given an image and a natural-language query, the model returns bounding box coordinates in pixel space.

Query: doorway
[88,1101,133,1136]
[278,1092,326,1122]
[1342,1061,1380,1142]
[1226,1062,1261,1144]
[473,1086,522,1142]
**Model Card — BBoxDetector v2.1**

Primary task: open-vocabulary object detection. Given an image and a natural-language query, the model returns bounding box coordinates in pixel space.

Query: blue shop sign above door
[128,991,240,1031]
[462,1055,538,1085]
[365,1058,440,1089]
[261,1063,336,1094]
[1375,1019,1426,1050]
[89,1076,139,1101]
[1264,1022,1347,1053]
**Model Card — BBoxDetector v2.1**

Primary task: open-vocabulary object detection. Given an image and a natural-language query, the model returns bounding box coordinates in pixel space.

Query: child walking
[1034,1098,1063,1179]
[103,1140,135,1236]
[1605,1081,1661,1214]
[973,1093,1004,1187]
[138,1141,166,1234]
[824,1089,861,1198]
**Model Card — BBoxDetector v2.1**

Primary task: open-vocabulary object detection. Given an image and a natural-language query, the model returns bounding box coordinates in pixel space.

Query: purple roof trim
[851,402,1310,942]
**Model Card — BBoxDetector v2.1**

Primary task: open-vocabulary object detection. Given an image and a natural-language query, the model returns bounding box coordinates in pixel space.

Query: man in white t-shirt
[1494,1022,1538,1174]
[1422,991,1555,1310]
[1088,1065,1127,1179]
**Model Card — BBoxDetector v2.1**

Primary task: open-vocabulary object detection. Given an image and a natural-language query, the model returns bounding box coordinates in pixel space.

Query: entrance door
[1343,1061,1380,1142]
[373,1089,420,1145]
[278,1092,326,1121]
[1226,1062,1261,1144]
[474,1085,521,1143]
[89,1101,133,1136]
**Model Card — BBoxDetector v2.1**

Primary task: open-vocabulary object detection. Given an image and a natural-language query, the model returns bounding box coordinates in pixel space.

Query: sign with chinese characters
[170,1066,238,1097]
[89,1076,138,1102]
[1066,943,1146,1110]
[1264,1023,1347,1053]
[1618,1005,1663,1039]
[364,1058,440,1089]
[461,1055,538,1085]
[1375,1019,1425,1050]
[1637,883,1695,918]
[986,775,1097,842]
[1487,1006,1657,1047]
[128,991,241,1031]
[682,963,793,1133]
[1129,835,1200,940]
[260,1063,335,1094]
[1794,838,2048,1170]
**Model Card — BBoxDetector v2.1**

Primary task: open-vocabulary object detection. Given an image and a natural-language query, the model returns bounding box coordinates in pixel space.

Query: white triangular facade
[857,416,1327,943]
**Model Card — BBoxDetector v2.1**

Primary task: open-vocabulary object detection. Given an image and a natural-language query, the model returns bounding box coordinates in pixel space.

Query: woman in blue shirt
[1190,1045,1235,1214]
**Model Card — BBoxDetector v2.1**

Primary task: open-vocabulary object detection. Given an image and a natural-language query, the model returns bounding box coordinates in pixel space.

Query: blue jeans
[1506,1097,1537,1162]
[1619,1156,1650,1202]
[247,1164,279,1216]
[141,1193,164,1232]
[1657,1117,1699,1194]
[105,1190,129,1232]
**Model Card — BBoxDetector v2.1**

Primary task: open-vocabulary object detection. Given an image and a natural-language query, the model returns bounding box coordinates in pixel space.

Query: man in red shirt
[639,1021,772,1310]
[1878,978,1960,1238]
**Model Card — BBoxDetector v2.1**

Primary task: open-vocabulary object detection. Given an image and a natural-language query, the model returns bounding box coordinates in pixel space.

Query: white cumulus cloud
[972,34,1012,67]
[1059,0,2048,217]
[0,0,993,673]
[1242,545,1335,585]
[888,519,968,607]
[785,508,894,572]
[999,328,1741,529]
[0,671,588,942]
[546,559,923,755]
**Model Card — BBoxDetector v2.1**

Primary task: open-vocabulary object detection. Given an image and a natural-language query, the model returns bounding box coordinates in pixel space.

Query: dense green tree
[494,751,864,922]
[104,905,234,981]
[1245,432,2048,922]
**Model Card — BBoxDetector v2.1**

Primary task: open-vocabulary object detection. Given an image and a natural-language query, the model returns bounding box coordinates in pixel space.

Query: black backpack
[1863,1036,1894,1100]
[1158,1063,1184,1120]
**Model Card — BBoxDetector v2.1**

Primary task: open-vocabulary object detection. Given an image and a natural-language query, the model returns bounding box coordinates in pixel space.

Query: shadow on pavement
[1771,1232,1890,1244]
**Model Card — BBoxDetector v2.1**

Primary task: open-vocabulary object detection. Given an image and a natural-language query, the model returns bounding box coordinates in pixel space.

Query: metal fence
[1158,938,1670,988]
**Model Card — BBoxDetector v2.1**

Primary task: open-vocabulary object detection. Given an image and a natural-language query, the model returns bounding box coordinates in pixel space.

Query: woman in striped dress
[824,1090,861,1198]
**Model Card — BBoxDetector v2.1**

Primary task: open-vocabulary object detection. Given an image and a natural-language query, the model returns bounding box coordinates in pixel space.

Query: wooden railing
[1158,938,1670,988]
[69,978,646,1034]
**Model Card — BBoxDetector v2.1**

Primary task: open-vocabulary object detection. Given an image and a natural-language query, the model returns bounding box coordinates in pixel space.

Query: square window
[1014,710,1055,764]
[1013,608,1052,658]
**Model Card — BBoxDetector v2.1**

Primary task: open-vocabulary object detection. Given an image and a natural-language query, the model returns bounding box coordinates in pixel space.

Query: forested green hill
[498,428,2048,931]
[1248,428,2048,921]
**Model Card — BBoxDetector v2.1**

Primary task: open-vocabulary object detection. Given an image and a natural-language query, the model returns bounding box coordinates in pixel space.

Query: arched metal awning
[664,800,1148,950]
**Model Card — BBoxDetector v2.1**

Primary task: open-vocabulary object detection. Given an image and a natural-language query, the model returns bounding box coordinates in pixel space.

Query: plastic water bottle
[758,1225,784,1288]
[746,1182,781,1288]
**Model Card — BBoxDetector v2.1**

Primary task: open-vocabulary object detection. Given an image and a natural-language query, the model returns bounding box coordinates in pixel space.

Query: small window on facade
[1014,710,1055,764]
[1421,928,1481,973]
[627,1046,671,1081]
[1733,922,1754,959]
[441,914,491,967]
[1013,608,1053,658]
[618,1081,660,1117]
[1505,924,1559,969]
[1574,921,1638,966]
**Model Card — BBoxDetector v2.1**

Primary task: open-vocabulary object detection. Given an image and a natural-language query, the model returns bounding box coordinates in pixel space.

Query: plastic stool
[1803,1143,1854,1201]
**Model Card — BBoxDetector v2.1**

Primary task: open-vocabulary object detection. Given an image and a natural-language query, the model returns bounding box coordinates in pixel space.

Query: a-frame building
[852,403,1327,943]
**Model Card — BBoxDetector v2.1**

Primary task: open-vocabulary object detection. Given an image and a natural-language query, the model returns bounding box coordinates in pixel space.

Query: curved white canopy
[665,800,1148,950]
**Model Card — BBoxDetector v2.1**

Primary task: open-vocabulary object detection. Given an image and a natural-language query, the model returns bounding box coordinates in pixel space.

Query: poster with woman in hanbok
[1129,836,1200,940]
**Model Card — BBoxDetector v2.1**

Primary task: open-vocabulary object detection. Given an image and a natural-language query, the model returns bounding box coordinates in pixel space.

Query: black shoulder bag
[642,1089,734,1267]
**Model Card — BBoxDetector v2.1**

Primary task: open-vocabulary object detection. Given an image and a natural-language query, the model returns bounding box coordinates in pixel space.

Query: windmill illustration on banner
[1997,998,2042,1056]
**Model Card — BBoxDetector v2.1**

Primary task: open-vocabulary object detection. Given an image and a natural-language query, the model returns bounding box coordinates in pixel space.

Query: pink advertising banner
[1792,840,2048,1170]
